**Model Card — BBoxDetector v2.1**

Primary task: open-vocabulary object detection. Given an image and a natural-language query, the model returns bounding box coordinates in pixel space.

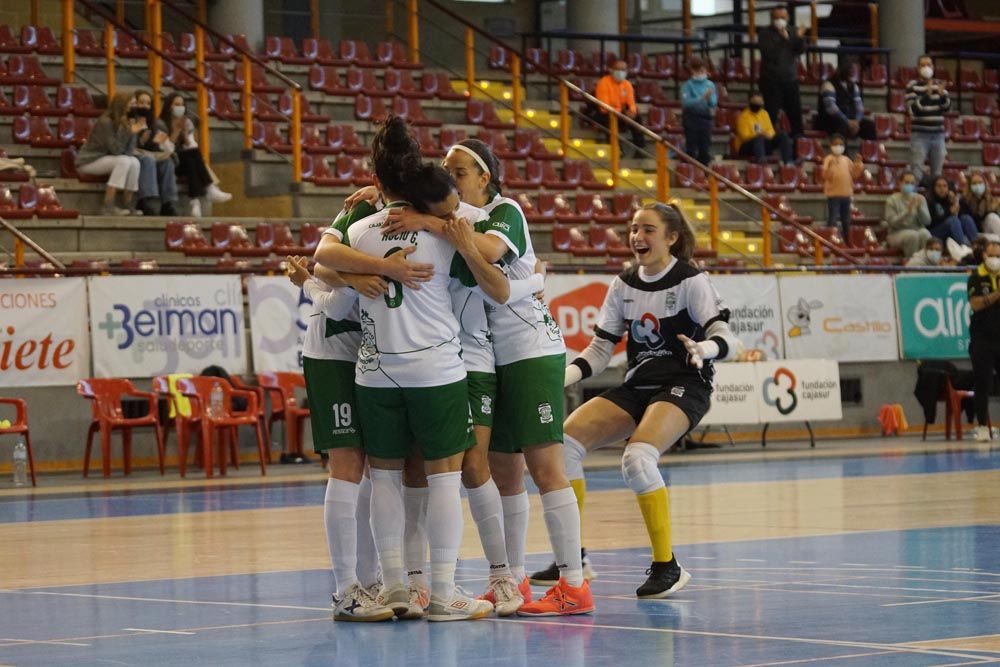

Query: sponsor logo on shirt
[630,312,664,348]
[670,386,685,398]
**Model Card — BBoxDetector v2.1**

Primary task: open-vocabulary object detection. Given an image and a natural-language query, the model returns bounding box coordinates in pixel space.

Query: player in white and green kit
[382,139,595,616]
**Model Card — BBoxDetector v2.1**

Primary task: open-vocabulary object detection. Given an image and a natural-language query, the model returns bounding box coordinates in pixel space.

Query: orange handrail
[31,0,39,25]
[868,2,879,48]
[385,0,394,36]
[195,25,209,164]
[813,238,824,267]
[709,175,719,252]
[761,207,772,267]
[656,143,669,201]
[0,217,65,270]
[408,0,419,64]
[511,54,522,127]
[104,21,115,99]
[682,0,692,61]
[62,0,75,84]
[748,0,757,42]
[290,89,303,183]
[609,114,620,187]
[559,82,570,156]
[242,55,253,151]
[618,0,627,57]
[809,1,819,66]
[310,0,320,39]
[147,0,163,115]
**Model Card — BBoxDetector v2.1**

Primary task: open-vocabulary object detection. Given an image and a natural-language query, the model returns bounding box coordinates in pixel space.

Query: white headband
[447,144,491,178]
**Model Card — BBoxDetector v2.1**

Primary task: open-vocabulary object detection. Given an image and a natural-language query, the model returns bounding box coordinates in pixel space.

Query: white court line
[840,563,871,567]
[489,618,996,662]
[882,594,1000,607]
[122,628,196,635]
[0,638,91,647]
[734,650,896,667]
[687,556,717,560]
[15,591,328,612]
[737,559,767,563]
[788,561,817,564]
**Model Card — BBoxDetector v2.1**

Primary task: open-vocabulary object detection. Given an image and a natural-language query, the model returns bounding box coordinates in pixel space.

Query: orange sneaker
[516,578,594,616]
[518,576,533,603]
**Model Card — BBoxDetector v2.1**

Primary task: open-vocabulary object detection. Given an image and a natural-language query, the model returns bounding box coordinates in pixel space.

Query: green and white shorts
[302,357,362,452]
[489,353,565,454]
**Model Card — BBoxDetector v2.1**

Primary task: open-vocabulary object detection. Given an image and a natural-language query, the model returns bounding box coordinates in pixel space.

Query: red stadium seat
[634,81,670,106]
[524,48,549,74]
[300,124,336,155]
[340,40,377,67]
[795,137,824,162]
[352,157,374,186]
[29,184,78,218]
[862,63,888,88]
[57,85,101,117]
[221,34,255,60]
[308,65,347,95]
[765,194,813,226]
[60,146,105,182]
[249,94,284,122]
[347,67,389,97]
[115,30,146,59]
[162,32,195,60]
[984,143,1000,167]
[13,114,67,148]
[251,121,291,153]
[3,55,58,85]
[205,62,240,91]
[57,115,92,147]
[0,25,29,53]
[233,63,283,94]
[865,166,897,195]
[504,160,542,189]
[887,89,906,114]
[674,162,707,189]
[20,25,59,54]
[778,227,810,256]
[162,61,198,90]
[265,36,311,65]
[384,69,431,99]
[377,41,420,70]
[354,94,388,122]
[268,222,305,254]
[953,117,983,143]
[488,45,509,71]
[892,115,912,141]
[302,38,348,66]
[566,225,603,257]
[208,90,241,120]
[466,99,514,129]
[974,93,998,117]
[422,71,465,101]
[0,186,31,218]
[13,85,65,116]
[74,29,103,57]
[417,126,445,158]
[438,127,467,151]
[307,154,356,187]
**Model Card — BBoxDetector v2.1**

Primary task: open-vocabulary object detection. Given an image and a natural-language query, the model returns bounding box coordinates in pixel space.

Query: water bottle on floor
[210,382,224,419]
[12,440,27,487]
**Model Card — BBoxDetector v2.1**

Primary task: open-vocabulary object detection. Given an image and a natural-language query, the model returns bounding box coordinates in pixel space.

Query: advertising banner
[544,273,625,363]
[702,361,761,425]
[755,359,842,423]
[248,276,311,372]
[713,274,784,360]
[0,278,89,386]
[779,275,898,362]
[894,274,971,359]
[88,275,247,377]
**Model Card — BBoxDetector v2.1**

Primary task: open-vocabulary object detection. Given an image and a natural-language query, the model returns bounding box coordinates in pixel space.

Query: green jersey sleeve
[449,252,478,288]
[329,200,377,241]
[484,202,527,266]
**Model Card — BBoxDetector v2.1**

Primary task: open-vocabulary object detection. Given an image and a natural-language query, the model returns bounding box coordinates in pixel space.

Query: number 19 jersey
[342,203,465,389]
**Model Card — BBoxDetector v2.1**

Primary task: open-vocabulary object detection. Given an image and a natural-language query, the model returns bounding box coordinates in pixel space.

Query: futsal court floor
[3,436,1000,666]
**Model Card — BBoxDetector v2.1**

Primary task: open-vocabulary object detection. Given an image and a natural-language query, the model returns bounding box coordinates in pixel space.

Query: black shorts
[599,377,712,431]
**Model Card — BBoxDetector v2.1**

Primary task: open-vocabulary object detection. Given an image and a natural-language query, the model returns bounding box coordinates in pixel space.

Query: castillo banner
[894,273,971,359]
[0,278,89,387]
[712,274,784,359]
[247,276,311,372]
[88,275,247,378]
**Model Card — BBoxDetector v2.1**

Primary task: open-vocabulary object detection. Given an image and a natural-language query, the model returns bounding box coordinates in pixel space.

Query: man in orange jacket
[585,60,646,157]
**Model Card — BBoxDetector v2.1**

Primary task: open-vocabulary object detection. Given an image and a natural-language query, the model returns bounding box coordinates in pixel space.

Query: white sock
[541,487,584,587]
[369,468,405,589]
[466,478,511,580]
[324,478,359,597]
[426,471,463,602]
[355,474,379,588]
[563,434,587,482]
[403,485,430,589]
[501,491,530,582]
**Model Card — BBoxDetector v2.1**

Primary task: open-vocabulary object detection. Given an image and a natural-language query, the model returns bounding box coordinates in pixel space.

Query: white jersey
[343,203,465,388]
[481,194,565,365]
[301,280,361,363]
[449,202,495,374]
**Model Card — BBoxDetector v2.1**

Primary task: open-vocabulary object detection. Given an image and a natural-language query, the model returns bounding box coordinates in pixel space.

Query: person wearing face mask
[159,93,231,217]
[927,176,978,258]
[758,7,808,140]
[960,172,1000,241]
[680,57,717,166]
[734,92,794,164]
[131,90,179,216]
[816,59,876,143]
[821,134,864,242]
[906,237,948,266]
[906,55,951,184]
[967,240,1000,442]
[590,60,646,157]
[883,171,932,257]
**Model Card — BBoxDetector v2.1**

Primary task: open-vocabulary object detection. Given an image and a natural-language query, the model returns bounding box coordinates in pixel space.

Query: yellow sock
[569,478,586,539]
[636,486,673,563]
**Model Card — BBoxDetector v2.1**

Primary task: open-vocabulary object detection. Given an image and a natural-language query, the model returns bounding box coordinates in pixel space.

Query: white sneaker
[975,425,992,442]
[946,238,972,260]
[483,576,524,617]
[427,588,494,622]
[377,584,411,617]
[332,583,394,622]
[582,548,598,581]
[206,183,232,203]
[399,584,429,620]
[189,198,202,217]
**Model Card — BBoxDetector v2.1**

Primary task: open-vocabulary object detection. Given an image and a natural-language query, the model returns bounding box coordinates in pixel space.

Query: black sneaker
[529,548,595,586]
[636,557,691,599]
[160,201,178,216]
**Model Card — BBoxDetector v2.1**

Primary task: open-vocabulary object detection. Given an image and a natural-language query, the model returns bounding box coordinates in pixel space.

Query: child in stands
[821,134,864,242]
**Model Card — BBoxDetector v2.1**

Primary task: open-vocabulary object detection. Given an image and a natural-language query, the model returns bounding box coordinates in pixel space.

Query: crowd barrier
[0,272,972,389]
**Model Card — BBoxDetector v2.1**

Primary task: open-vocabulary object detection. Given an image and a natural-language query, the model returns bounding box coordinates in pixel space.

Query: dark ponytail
[370,114,421,200]
[456,138,502,198]
[404,164,457,214]
[642,202,696,262]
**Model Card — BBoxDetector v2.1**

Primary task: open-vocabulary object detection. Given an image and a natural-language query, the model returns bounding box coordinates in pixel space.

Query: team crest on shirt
[537,402,553,424]
[670,386,685,398]
[664,289,678,312]
[358,309,380,373]
[630,313,664,349]
[481,395,493,415]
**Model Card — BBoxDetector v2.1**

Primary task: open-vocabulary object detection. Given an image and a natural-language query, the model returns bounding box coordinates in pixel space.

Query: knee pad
[563,434,587,481]
[621,442,664,495]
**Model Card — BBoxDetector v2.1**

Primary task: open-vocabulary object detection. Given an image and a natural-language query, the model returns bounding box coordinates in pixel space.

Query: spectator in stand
[75,91,144,216]
[821,134,864,242]
[680,57,717,166]
[961,172,1000,240]
[927,175,978,257]
[758,7,807,140]
[966,240,1000,442]
[961,236,991,266]
[906,237,948,266]
[815,60,876,143]
[588,60,646,157]
[132,90,179,216]
[160,93,232,217]
[734,93,794,164]
[906,55,951,184]
[883,171,932,258]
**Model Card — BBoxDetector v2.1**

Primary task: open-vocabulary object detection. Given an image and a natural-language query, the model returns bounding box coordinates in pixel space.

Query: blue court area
[4,448,1000,524]
[3,528,1000,666]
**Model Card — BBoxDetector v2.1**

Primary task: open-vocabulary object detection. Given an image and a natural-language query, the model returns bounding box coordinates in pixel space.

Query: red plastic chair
[5,55,58,85]
[20,26,60,55]
[176,376,267,477]
[0,398,36,486]
[77,378,165,478]
[29,184,79,218]
[57,85,101,117]
[308,65,347,95]
[0,25,28,53]
[340,40,377,67]
[302,38,348,66]
[14,85,65,116]
[265,36,311,65]
[257,372,310,457]
[422,71,465,100]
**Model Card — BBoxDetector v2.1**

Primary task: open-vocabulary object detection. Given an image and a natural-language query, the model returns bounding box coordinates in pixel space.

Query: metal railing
[0,218,65,271]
